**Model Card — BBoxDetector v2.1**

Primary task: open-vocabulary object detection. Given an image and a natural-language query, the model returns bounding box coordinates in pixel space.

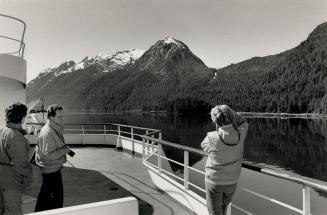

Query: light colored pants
[205,182,237,215]
[0,189,22,215]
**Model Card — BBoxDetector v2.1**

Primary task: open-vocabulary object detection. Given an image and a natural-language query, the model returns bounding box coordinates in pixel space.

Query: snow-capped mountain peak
[162,37,185,49]
[39,67,53,75]
[37,49,145,77]
[109,49,144,66]
[54,60,75,77]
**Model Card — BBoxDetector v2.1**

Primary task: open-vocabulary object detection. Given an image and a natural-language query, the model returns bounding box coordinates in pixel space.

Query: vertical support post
[158,143,162,173]
[145,130,149,155]
[104,124,107,145]
[184,150,189,190]
[142,138,145,161]
[159,132,162,140]
[82,124,85,145]
[151,135,154,153]
[131,127,135,154]
[226,203,232,215]
[116,125,122,150]
[302,185,311,215]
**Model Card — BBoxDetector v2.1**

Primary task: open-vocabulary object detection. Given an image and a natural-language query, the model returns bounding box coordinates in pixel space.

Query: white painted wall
[0,54,26,127]
[26,134,118,146]
[25,197,138,215]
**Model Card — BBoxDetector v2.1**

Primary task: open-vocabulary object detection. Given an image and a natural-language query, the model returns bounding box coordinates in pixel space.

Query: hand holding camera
[63,145,75,157]
[68,150,75,157]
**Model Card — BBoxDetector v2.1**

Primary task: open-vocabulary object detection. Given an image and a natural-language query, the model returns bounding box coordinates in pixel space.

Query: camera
[64,145,75,157]
[68,150,75,157]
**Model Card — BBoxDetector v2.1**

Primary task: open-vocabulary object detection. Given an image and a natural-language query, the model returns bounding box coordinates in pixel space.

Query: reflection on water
[64,112,327,182]
[246,118,327,182]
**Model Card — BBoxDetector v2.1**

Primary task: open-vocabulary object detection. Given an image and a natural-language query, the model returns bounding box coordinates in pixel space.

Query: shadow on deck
[23,166,153,214]
[23,148,192,215]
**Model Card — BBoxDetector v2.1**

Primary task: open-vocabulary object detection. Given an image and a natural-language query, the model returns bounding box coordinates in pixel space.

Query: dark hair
[5,102,27,124]
[47,104,63,119]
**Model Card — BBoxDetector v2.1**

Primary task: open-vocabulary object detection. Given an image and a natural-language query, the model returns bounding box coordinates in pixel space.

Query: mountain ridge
[27,24,327,113]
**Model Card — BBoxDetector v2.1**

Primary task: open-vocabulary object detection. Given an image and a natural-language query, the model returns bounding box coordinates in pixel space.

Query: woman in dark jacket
[0,103,32,215]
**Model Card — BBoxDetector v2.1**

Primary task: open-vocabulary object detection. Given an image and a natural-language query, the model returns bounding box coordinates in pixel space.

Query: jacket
[0,123,32,192]
[35,120,67,174]
[201,122,249,185]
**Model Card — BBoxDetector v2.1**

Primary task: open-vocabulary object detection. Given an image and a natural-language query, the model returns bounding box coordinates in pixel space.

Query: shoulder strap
[217,127,240,147]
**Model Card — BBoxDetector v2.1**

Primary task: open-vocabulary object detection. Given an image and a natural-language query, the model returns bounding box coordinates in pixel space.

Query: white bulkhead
[0,54,26,126]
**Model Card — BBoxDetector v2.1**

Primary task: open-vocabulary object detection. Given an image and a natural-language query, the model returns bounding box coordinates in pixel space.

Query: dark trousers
[205,181,237,215]
[35,170,63,212]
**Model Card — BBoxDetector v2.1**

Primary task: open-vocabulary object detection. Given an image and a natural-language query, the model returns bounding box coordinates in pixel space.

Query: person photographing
[201,105,248,215]
[34,104,73,211]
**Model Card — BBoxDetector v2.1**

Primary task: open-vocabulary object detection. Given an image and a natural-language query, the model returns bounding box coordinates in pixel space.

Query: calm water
[64,112,327,182]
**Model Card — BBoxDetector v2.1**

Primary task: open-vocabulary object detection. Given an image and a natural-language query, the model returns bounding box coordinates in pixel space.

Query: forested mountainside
[204,22,327,113]
[27,22,327,114]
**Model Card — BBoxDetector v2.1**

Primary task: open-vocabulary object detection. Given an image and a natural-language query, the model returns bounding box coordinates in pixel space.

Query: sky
[1,0,327,82]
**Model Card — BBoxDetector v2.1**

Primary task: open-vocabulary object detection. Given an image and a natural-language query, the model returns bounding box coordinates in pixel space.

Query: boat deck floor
[23,147,194,215]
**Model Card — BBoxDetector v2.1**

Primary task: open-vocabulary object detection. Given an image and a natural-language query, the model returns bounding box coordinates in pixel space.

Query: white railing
[27,122,162,150]
[27,122,327,214]
[0,14,26,58]
[140,135,327,215]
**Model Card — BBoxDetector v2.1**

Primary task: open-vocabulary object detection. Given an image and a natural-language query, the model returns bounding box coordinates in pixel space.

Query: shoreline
[65,110,327,119]
[239,112,327,119]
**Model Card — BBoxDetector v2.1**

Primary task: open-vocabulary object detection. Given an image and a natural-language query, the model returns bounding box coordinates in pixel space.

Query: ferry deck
[1,13,327,215]
[20,122,327,215]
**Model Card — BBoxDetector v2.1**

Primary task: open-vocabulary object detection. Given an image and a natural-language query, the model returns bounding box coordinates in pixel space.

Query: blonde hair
[210,105,246,127]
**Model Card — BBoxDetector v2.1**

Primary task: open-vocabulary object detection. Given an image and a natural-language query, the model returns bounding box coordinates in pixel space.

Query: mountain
[55,37,215,112]
[27,23,327,113]
[203,22,327,113]
[27,49,146,110]
[27,37,215,112]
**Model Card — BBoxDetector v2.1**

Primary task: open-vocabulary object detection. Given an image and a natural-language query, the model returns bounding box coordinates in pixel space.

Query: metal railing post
[116,125,122,150]
[151,135,154,153]
[184,150,189,190]
[82,124,85,145]
[146,130,149,155]
[142,138,145,160]
[104,124,107,144]
[303,185,311,215]
[131,127,135,154]
[226,203,232,215]
[158,143,162,173]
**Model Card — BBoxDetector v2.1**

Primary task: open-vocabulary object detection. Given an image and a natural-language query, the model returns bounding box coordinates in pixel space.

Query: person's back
[0,125,31,192]
[202,122,248,185]
[201,105,249,215]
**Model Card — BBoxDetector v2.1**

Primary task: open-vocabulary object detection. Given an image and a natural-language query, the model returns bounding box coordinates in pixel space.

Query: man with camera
[34,104,74,212]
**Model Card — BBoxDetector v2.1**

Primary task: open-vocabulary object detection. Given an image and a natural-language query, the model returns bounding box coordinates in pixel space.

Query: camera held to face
[68,150,75,157]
